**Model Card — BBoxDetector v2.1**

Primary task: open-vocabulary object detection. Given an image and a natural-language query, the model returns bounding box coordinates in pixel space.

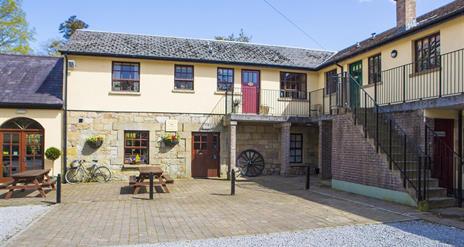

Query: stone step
[409,177,439,188]
[403,169,432,179]
[427,197,456,209]
[424,187,448,198]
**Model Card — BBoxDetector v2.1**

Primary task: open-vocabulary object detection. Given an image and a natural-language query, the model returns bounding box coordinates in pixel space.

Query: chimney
[395,0,416,28]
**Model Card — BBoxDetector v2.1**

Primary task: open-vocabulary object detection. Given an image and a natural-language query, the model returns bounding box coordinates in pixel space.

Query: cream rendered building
[1,0,464,208]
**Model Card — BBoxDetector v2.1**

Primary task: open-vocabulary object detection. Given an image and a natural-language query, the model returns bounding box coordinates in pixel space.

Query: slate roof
[0,54,63,108]
[320,0,464,68]
[60,30,335,70]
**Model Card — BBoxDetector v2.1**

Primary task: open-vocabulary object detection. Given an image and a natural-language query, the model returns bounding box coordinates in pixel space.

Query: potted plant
[45,147,61,175]
[86,135,104,149]
[161,133,179,146]
[45,147,61,161]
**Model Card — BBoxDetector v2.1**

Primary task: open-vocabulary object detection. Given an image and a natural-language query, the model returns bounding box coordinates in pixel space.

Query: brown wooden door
[191,132,220,178]
[433,119,454,191]
[0,131,44,182]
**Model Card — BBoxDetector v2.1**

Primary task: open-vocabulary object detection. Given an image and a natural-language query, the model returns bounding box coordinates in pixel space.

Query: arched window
[1,117,43,130]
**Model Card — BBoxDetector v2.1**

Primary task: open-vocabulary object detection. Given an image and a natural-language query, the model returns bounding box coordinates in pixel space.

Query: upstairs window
[415,33,440,73]
[325,69,338,95]
[217,68,234,91]
[174,65,194,90]
[112,62,140,92]
[280,72,307,99]
[368,54,382,84]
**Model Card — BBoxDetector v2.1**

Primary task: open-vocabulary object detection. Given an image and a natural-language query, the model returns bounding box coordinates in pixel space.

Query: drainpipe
[458,110,463,207]
[62,54,69,181]
[336,63,344,108]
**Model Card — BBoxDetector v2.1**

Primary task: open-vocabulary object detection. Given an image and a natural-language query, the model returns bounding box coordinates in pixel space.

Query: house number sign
[165,119,178,132]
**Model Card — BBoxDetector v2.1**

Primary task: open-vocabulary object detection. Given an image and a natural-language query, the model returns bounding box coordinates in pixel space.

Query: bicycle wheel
[93,166,112,183]
[65,167,84,184]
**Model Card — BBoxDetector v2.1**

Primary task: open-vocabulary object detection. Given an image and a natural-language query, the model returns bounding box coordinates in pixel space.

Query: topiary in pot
[86,135,104,149]
[45,147,62,161]
[45,147,61,175]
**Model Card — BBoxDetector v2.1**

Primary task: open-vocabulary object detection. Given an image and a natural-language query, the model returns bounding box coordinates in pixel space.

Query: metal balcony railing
[375,48,464,105]
[224,87,337,117]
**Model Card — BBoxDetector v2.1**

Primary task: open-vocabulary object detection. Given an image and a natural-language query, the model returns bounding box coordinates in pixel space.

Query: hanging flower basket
[161,133,179,147]
[86,135,104,149]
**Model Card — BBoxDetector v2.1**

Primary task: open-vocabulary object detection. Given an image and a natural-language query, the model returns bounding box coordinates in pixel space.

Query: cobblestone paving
[2,176,416,247]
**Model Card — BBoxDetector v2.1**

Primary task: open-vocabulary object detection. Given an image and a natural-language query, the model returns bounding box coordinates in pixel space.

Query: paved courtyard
[0,176,461,246]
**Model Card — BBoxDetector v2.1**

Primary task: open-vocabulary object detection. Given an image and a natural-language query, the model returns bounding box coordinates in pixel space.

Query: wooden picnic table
[3,169,56,199]
[131,166,170,194]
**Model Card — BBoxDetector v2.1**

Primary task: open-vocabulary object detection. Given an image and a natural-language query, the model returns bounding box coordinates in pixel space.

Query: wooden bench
[41,178,57,189]
[130,175,174,184]
[162,174,174,184]
[0,180,14,190]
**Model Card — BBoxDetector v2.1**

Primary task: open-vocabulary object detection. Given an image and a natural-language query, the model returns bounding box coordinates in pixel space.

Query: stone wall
[235,122,318,175]
[67,111,227,178]
[67,111,320,179]
[332,114,405,191]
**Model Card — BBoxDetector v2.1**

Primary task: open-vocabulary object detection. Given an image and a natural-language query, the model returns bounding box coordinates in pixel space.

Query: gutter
[0,103,62,109]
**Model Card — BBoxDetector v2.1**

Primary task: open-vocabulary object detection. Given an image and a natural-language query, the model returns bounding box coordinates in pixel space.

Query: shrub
[45,147,61,161]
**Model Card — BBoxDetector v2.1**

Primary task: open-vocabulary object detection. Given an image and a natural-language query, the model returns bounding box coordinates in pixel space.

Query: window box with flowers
[160,133,179,147]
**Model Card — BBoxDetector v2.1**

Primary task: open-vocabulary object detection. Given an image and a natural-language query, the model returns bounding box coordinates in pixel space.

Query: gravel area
[123,220,464,247]
[0,205,50,243]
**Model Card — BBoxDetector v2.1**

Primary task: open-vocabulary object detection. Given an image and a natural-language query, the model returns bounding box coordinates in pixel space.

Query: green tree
[215,29,252,43]
[44,15,89,56]
[43,38,63,56]
[59,15,88,40]
[0,0,34,54]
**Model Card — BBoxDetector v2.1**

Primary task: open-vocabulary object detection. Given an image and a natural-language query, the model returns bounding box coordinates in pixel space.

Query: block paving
[1,176,420,246]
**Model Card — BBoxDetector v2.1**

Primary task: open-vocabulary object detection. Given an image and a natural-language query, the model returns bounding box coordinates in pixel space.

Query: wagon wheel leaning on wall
[236,149,265,177]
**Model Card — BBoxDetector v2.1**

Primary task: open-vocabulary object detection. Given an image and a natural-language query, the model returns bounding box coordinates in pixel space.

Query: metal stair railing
[342,72,431,201]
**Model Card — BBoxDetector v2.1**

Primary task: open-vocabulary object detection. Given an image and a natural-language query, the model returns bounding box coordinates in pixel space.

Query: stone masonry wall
[67,111,227,178]
[332,114,405,191]
[236,123,318,175]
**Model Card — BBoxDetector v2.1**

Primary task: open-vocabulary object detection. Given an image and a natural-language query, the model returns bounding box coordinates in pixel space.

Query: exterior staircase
[341,74,457,209]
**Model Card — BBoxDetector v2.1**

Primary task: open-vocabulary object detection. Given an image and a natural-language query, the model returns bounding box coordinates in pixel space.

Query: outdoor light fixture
[391,50,398,58]
[16,109,27,114]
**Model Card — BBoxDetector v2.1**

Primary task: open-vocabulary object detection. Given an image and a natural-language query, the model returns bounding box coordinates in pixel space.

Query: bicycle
[65,159,112,184]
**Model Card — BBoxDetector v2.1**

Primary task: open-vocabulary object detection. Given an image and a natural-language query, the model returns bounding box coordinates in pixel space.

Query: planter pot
[163,140,179,147]
[87,140,103,149]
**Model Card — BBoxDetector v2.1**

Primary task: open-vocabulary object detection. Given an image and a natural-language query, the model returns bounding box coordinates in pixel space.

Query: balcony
[224,87,337,120]
[374,48,464,106]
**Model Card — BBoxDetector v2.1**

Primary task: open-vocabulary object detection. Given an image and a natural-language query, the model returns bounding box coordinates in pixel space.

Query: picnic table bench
[129,166,171,194]
[2,169,56,199]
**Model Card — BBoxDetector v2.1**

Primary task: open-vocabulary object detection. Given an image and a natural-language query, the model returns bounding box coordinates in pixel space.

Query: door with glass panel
[0,118,44,182]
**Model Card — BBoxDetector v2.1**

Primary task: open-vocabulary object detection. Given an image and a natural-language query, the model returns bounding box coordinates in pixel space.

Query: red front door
[191,133,220,178]
[241,70,260,114]
[433,119,454,191]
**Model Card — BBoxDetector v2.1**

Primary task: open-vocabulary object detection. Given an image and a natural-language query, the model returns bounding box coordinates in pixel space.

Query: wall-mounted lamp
[16,109,27,114]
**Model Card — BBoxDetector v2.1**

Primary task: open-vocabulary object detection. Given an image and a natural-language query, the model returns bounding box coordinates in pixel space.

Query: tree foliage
[0,0,34,54]
[43,38,63,56]
[59,15,88,40]
[215,29,252,43]
[44,15,88,56]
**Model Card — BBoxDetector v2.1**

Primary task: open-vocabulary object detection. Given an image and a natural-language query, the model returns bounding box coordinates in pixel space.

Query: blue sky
[23,0,454,53]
